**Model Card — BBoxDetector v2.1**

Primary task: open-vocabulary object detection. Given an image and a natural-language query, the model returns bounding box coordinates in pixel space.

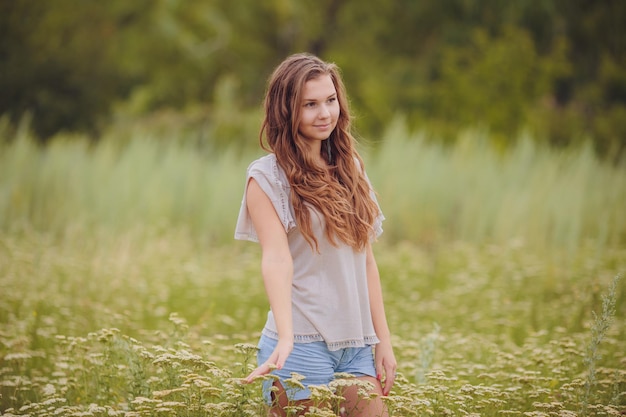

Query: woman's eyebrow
[303,93,337,102]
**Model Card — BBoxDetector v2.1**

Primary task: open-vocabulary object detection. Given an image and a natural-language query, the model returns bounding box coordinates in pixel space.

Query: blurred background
[1,0,625,250]
[1,0,625,157]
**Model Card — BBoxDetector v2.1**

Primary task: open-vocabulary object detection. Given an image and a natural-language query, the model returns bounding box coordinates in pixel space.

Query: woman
[235,53,396,417]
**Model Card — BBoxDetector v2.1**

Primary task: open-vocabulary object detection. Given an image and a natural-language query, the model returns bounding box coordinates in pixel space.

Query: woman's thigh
[339,375,388,417]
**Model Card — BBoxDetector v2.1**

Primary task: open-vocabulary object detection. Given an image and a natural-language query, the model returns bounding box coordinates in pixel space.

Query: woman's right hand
[244,339,293,383]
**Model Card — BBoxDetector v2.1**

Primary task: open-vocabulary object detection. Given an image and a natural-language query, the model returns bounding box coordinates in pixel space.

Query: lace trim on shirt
[262,328,380,350]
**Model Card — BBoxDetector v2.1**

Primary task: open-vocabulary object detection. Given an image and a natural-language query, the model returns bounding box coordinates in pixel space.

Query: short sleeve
[363,167,385,240]
[234,155,296,242]
[370,190,385,240]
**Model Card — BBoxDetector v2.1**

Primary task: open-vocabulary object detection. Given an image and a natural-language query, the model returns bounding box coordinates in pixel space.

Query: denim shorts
[256,334,377,405]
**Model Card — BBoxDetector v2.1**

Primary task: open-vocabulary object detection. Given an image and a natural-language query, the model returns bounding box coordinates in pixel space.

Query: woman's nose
[319,104,331,118]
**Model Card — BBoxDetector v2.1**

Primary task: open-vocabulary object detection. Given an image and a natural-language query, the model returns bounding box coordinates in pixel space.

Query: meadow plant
[415,323,440,384]
[580,273,622,415]
[1,127,625,415]
[1,125,625,250]
[1,231,623,415]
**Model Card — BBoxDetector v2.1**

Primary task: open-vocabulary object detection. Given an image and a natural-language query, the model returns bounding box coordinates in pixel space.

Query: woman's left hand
[375,340,397,396]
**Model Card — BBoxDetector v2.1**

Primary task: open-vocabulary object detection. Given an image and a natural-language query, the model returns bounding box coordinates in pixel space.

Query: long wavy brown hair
[259,53,379,252]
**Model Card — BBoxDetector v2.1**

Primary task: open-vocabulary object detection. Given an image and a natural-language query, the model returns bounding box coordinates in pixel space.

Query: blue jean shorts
[256,334,377,405]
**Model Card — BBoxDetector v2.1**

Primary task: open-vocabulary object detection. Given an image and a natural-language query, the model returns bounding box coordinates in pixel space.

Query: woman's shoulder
[247,153,288,185]
[247,152,274,167]
[247,153,277,171]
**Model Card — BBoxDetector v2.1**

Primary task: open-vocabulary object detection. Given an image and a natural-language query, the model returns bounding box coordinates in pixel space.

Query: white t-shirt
[234,153,384,350]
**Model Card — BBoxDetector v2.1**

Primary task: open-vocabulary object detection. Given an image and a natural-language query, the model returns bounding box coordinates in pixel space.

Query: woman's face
[297,74,340,145]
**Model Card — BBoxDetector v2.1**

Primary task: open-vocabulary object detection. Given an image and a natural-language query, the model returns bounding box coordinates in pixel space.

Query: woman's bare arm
[366,242,397,395]
[244,178,294,382]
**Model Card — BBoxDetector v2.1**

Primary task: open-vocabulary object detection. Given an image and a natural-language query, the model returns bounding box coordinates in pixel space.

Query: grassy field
[1,126,625,416]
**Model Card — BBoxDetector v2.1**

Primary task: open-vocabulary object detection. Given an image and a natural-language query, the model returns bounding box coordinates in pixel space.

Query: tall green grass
[368,118,626,251]
[0,121,625,415]
[2,118,624,252]
[0,129,259,245]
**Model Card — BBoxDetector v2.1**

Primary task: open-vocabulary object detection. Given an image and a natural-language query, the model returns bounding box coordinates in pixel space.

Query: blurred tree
[553,0,626,157]
[0,0,624,157]
[429,26,570,144]
[0,0,147,138]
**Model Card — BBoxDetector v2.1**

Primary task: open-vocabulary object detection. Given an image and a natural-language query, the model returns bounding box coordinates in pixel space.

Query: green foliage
[430,26,570,143]
[0,0,144,137]
[1,0,625,157]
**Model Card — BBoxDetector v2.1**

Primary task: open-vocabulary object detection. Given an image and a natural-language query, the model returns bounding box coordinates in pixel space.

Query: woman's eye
[328,97,337,103]
[305,102,316,108]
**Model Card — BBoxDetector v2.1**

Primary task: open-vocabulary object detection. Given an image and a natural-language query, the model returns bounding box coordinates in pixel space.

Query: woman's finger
[382,364,396,395]
[244,342,292,383]
[275,350,290,370]
[272,340,293,371]
[374,356,383,382]
[244,363,270,383]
